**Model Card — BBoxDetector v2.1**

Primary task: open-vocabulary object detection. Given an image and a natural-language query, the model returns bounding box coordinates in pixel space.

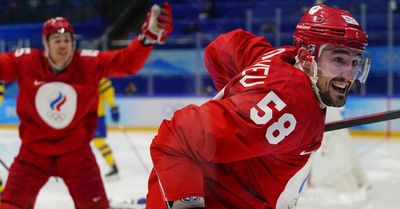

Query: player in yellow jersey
[93,78,120,178]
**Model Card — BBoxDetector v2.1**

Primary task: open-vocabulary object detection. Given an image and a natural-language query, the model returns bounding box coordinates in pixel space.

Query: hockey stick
[118,125,151,174]
[325,109,400,132]
[0,158,9,171]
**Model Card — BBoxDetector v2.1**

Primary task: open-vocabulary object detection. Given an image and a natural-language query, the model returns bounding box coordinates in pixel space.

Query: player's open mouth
[331,81,349,94]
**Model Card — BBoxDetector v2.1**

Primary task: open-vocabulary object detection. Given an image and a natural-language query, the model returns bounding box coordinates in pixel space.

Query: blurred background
[0,0,399,134]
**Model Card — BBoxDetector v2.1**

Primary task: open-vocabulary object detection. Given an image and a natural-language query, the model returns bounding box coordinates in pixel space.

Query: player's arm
[0,51,20,82]
[204,29,274,91]
[150,94,295,203]
[100,2,173,77]
[149,104,225,206]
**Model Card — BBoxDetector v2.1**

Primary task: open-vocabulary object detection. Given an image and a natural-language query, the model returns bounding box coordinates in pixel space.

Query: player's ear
[297,47,312,73]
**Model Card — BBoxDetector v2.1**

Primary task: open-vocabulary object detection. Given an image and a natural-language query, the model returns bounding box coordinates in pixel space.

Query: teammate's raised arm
[99,2,174,77]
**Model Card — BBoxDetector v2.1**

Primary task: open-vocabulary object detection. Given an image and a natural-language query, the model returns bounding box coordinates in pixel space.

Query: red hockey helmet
[293,5,367,57]
[42,17,74,40]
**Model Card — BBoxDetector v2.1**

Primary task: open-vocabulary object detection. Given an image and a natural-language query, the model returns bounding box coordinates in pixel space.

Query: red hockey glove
[139,2,174,45]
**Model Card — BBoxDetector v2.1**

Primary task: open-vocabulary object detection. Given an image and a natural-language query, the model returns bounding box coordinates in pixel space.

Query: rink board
[0,96,399,134]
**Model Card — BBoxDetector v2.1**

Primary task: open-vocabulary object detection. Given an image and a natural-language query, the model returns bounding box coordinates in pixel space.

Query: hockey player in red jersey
[146,4,370,209]
[0,2,173,209]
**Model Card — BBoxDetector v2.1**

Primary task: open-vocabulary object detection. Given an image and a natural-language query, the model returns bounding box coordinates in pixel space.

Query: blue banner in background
[367,47,400,72]
[140,49,205,75]
[0,99,18,124]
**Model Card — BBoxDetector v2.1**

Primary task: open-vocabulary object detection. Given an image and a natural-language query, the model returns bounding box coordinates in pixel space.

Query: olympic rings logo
[47,110,67,123]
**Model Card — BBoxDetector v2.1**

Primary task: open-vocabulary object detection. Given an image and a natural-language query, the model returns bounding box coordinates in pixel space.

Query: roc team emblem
[35,82,77,129]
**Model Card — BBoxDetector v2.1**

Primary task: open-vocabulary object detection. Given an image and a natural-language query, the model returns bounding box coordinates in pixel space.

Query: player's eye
[53,39,62,44]
[352,60,361,67]
[333,57,345,64]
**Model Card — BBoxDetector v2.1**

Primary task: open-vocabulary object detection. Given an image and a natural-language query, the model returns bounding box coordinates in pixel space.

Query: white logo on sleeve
[35,82,77,129]
[34,80,45,86]
[300,149,316,156]
[14,48,31,57]
[92,196,102,203]
[81,49,100,57]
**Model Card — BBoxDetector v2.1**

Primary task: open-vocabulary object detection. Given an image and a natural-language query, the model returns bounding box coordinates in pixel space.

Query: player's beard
[317,77,353,107]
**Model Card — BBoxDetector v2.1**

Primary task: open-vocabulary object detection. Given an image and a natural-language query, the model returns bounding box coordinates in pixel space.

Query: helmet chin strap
[295,55,327,109]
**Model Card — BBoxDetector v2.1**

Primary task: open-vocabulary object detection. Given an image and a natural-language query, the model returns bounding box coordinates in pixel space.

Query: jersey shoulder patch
[13,48,33,58]
[80,49,100,57]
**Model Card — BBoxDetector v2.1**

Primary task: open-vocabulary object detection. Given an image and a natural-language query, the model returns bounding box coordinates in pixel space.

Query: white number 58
[250,91,297,144]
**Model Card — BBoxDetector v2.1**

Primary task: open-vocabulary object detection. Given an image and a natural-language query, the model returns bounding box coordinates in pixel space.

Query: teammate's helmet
[293,5,367,57]
[42,17,74,40]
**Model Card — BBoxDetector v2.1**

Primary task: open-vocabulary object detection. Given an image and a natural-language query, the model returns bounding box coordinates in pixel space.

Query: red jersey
[0,38,152,155]
[147,30,326,209]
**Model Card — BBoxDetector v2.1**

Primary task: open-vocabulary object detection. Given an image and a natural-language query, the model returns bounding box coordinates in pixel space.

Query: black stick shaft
[0,158,9,171]
[325,109,400,132]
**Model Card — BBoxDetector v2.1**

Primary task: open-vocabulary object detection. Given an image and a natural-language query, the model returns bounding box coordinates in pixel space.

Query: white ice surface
[0,129,399,209]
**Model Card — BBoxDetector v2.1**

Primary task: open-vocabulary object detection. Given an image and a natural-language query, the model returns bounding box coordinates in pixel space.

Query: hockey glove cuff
[111,106,120,122]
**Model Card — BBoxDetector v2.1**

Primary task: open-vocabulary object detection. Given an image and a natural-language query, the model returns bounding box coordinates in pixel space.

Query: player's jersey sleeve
[151,102,266,201]
[0,50,21,82]
[98,38,153,77]
[204,29,274,91]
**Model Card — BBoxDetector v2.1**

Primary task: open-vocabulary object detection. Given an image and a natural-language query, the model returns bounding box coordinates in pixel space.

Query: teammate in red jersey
[0,2,173,209]
[146,4,370,209]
